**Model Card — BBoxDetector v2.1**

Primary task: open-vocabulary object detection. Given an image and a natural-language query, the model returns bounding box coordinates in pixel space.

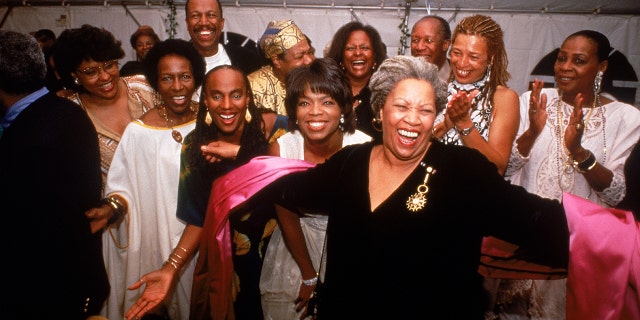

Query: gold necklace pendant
[158,105,184,144]
[171,130,183,143]
[406,165,434,212]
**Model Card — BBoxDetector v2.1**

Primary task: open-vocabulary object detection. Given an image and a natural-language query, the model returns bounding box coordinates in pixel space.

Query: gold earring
[371,117,382,132]
[205,111,212,125]
[74,78,80,85]
[244,108,252,122]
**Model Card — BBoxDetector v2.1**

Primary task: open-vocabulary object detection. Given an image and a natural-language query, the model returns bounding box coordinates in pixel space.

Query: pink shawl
[190,156,315,320]
[564,192,640,320]
[480,192,639,319]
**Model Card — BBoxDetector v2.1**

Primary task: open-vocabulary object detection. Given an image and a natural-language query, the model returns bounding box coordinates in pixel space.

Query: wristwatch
[456,124,475,136]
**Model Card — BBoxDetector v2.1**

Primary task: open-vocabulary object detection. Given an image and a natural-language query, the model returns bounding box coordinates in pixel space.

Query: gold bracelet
[572,151,597,173]
[103,196,125,225]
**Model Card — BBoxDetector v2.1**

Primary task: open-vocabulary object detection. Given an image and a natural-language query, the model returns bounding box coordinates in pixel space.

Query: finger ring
[575,123,584,131]
[530,109,537,114]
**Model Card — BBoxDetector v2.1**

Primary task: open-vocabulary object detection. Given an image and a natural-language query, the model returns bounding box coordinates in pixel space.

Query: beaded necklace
[554,90,607,192]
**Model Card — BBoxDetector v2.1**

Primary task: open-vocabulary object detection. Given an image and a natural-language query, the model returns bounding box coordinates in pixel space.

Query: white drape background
[2,5,638,107]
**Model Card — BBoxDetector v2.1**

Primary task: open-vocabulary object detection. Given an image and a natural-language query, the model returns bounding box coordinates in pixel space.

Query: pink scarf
[480,192,639,319]
[190,156,315,320]
[564,192,640,320]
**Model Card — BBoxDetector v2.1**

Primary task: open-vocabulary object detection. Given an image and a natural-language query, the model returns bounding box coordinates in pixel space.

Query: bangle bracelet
[103,196,125,225]
[302,275,319,286]
[572,150,597,173]
[431,125,438,139]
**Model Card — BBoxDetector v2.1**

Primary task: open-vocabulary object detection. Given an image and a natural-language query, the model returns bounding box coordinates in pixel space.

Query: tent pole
[122,3,141,27]
[0,5,14,28]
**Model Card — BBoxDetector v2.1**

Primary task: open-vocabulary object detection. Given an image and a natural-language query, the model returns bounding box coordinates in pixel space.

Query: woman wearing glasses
[52,24,156,191]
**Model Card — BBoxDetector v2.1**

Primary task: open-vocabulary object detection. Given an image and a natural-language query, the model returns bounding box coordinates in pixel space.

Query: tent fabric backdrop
[1,5,639,107]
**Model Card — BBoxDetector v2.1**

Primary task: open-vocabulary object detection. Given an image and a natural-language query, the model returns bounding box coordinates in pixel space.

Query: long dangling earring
[593,70,603,95]
[339,114,345,132]
[205,110,213,125]
[485,65,492,80]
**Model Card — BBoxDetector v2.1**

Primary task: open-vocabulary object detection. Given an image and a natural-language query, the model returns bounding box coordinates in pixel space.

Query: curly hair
[452,15,510,104]
[324,21,387,70]
[51,24,125,92]
[369,56,448,116]
[0,30,47,95]
[284,57,357,133]
[187,65,269,177]
[144,38,206,92]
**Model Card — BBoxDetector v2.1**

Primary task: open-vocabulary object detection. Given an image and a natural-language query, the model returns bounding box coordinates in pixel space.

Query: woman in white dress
[260,57,371,319]
[488,30,640,319]
[100,39,205,319]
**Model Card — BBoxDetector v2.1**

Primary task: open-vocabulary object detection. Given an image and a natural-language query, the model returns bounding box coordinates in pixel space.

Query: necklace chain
[157,104,195,144]
[555,90,607,192]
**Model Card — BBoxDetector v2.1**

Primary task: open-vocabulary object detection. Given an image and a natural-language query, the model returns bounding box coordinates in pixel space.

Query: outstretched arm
[125,224,202,319]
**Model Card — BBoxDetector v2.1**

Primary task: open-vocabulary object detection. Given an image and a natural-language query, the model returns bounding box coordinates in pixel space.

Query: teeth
[352,60,365,65]
[308,122,324,128]
[199,30,212,36]
[99,82,112,89]
[172,96,186,101]
[220,114,235,120]
[398,129,418,138]
[457,70,471,76]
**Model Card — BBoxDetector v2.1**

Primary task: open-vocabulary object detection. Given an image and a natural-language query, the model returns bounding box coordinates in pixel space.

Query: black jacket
[0,92,109,319]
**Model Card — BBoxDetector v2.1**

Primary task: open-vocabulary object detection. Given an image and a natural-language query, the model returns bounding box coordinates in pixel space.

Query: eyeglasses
[76,60,119,79]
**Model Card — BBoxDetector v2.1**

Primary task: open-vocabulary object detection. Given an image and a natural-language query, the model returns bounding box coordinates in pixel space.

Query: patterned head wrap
[259,20,306,58]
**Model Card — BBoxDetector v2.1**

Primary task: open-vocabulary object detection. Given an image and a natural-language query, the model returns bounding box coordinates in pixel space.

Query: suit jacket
[224,42,267,75]
[0,92,109,319]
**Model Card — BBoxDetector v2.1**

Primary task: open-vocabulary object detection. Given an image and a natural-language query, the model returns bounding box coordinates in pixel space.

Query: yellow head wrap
[259,20,306,59]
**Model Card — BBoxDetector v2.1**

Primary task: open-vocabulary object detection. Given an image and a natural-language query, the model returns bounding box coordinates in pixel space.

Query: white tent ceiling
[2,0,639,15]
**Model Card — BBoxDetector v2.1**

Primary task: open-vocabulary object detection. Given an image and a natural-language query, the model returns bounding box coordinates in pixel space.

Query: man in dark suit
[185,0,265,75]
[0,30,109,319]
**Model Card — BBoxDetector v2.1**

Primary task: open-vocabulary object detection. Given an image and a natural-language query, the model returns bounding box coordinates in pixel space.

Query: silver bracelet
[302,275,318,286]
[456,124,475,136]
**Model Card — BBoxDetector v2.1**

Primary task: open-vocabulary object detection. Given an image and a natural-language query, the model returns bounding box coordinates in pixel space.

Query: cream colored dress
[260,130,371,320]
[101,120,197,320]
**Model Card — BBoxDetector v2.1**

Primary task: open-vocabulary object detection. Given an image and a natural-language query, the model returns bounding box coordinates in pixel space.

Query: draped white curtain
[2,5,638,106]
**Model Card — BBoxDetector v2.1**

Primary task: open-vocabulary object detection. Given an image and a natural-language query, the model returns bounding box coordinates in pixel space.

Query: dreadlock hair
[452,14,510,106]
[186,64,269,179]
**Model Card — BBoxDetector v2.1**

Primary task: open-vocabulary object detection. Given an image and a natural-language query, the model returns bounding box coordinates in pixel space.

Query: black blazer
[224,42,267,75]
[0,92,109,318]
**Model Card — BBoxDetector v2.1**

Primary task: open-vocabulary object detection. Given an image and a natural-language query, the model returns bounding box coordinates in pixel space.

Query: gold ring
[530,109,537,114]
[575,123,584,131]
